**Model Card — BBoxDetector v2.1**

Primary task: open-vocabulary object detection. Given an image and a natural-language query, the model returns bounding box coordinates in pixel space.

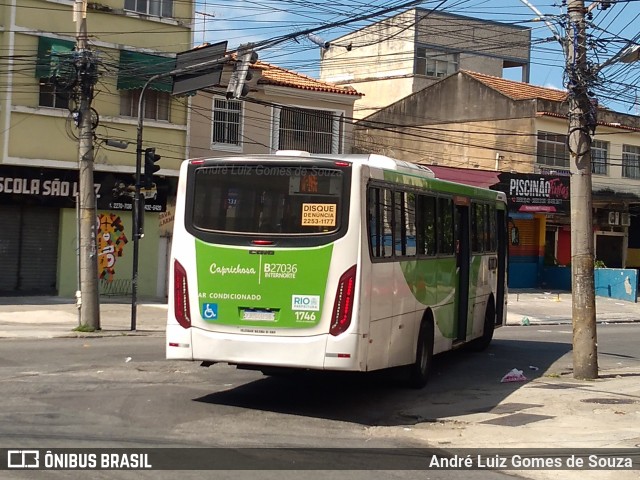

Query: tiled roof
[189,44,361,96]
[462,70,568,102]
[255,61,361,96]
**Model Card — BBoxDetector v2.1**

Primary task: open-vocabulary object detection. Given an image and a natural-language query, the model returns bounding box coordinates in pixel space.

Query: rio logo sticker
[291,295,320,311]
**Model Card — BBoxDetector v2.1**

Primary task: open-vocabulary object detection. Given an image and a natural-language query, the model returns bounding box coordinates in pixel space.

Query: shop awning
[35,36,75,78]
[429,165,500,189]
[117,50,175,93]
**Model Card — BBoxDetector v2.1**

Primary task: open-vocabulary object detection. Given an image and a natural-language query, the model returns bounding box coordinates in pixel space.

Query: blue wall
[594,268,637,302]
[540,266,572,290]
[508,263,538,288]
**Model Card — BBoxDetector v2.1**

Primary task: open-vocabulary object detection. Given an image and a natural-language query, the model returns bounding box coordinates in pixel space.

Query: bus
[166,152,508,388]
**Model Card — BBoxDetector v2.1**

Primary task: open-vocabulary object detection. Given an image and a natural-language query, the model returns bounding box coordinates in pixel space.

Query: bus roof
[189,152,435,178]
[320,154,436,178]
[186,153,505,203]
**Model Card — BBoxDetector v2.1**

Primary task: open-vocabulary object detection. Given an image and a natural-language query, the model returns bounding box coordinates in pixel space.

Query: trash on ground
[125,357,132,363]
[529,365,539,371]
[521,317,530,326]
[501,368,527,383]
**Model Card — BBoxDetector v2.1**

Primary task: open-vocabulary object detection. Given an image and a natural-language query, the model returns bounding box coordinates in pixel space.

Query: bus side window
[483,204,492,252]
[367,186,393,258]
[381,188,393,258]
[394,191,406,257]
[438,197,454,255]
[405,192,417,257]
[418,195,436,256]
[475,203,485,253]
[489,206,497,252]
[367,187,380,257]
[471,203,479,252]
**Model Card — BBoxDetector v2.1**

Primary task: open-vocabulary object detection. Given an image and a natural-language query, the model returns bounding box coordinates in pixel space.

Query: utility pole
[566,0,597,379]
[74,0,100,330]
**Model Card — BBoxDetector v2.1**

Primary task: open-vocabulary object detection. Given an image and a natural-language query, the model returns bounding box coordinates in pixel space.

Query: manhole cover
[581,398,637,405]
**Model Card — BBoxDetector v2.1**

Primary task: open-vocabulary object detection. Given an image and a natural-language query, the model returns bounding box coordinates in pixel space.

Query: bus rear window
[190,165,345,235]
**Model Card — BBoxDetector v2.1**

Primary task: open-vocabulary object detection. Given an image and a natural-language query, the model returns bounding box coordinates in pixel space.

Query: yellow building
[0,0,193,297]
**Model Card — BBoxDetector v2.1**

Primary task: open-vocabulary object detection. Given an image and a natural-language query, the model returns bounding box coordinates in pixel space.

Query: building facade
[319,8,530,119]
[0,0,193,297]
[354,70,640,288]
[188,60,362,159]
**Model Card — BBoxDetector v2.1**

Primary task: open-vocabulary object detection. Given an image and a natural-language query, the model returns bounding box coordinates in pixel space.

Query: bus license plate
[242,310,276,321]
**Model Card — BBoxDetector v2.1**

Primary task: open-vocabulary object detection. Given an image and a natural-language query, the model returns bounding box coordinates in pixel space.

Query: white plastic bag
[500,368,527,383]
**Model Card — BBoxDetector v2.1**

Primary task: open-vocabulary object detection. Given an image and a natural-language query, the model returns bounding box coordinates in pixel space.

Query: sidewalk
[506,289,640,326]
[0,296,167,338]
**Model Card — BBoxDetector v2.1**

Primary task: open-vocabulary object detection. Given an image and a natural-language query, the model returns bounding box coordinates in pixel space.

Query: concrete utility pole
[566,0,597,379]
[75,0,100,330]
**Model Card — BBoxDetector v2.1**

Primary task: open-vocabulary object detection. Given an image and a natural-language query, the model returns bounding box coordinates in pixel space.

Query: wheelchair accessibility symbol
[202,303,218,320]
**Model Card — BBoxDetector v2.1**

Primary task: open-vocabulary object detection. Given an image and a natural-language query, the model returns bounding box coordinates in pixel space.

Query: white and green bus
[166,152,508,387]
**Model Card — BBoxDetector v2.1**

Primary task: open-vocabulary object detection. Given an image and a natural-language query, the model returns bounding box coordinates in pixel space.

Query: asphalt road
[1,324,639,479]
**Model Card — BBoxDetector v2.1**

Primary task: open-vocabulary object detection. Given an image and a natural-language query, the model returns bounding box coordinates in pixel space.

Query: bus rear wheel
[469,301,495,352]
[407,320,433,389]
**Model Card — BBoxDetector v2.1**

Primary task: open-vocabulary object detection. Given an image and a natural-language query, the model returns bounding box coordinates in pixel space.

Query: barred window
[622,145,640,179]
[212,97,242,147]
[276,107,340,154]
[124,0,173,18]
[120,89,170,121]
[39,78,70,109]
[591,140,609,175]
[537,131,569,168]
[416,47,458,78]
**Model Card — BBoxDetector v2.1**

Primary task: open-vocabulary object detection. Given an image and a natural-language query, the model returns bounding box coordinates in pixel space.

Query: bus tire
[469,300,496,352]
[407,320,434,389]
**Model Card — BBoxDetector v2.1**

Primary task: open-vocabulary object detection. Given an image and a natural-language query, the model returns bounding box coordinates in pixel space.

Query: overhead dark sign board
[172,41,228,96]
[491,172,570,214]
[0,165,170,212]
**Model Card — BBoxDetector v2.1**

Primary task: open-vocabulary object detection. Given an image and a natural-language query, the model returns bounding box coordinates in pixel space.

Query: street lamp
[619,45,640,64]
[129,51,230,331]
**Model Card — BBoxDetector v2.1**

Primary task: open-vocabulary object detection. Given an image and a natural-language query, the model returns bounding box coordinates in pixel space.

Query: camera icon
[7,450,39,468]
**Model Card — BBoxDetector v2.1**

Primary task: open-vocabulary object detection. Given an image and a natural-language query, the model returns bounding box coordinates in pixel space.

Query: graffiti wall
[97,213,129,282]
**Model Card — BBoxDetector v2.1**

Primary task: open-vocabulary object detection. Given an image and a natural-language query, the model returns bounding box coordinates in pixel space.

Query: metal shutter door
[0,205,21,293]
[18,207,60,294]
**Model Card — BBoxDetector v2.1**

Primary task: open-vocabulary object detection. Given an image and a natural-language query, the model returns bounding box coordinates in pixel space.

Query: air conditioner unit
[608,211,619,225]
[620,212,631,227]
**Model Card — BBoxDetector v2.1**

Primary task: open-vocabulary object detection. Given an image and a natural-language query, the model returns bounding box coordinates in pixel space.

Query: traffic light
[143,147,161,188]
[226,47,259,99]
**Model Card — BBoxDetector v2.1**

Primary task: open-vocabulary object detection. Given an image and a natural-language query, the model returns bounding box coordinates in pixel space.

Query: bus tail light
[330,265,357,336]
[174,260,191,329]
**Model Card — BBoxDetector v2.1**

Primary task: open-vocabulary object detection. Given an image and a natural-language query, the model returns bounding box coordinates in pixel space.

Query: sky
[192,0,640,114]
